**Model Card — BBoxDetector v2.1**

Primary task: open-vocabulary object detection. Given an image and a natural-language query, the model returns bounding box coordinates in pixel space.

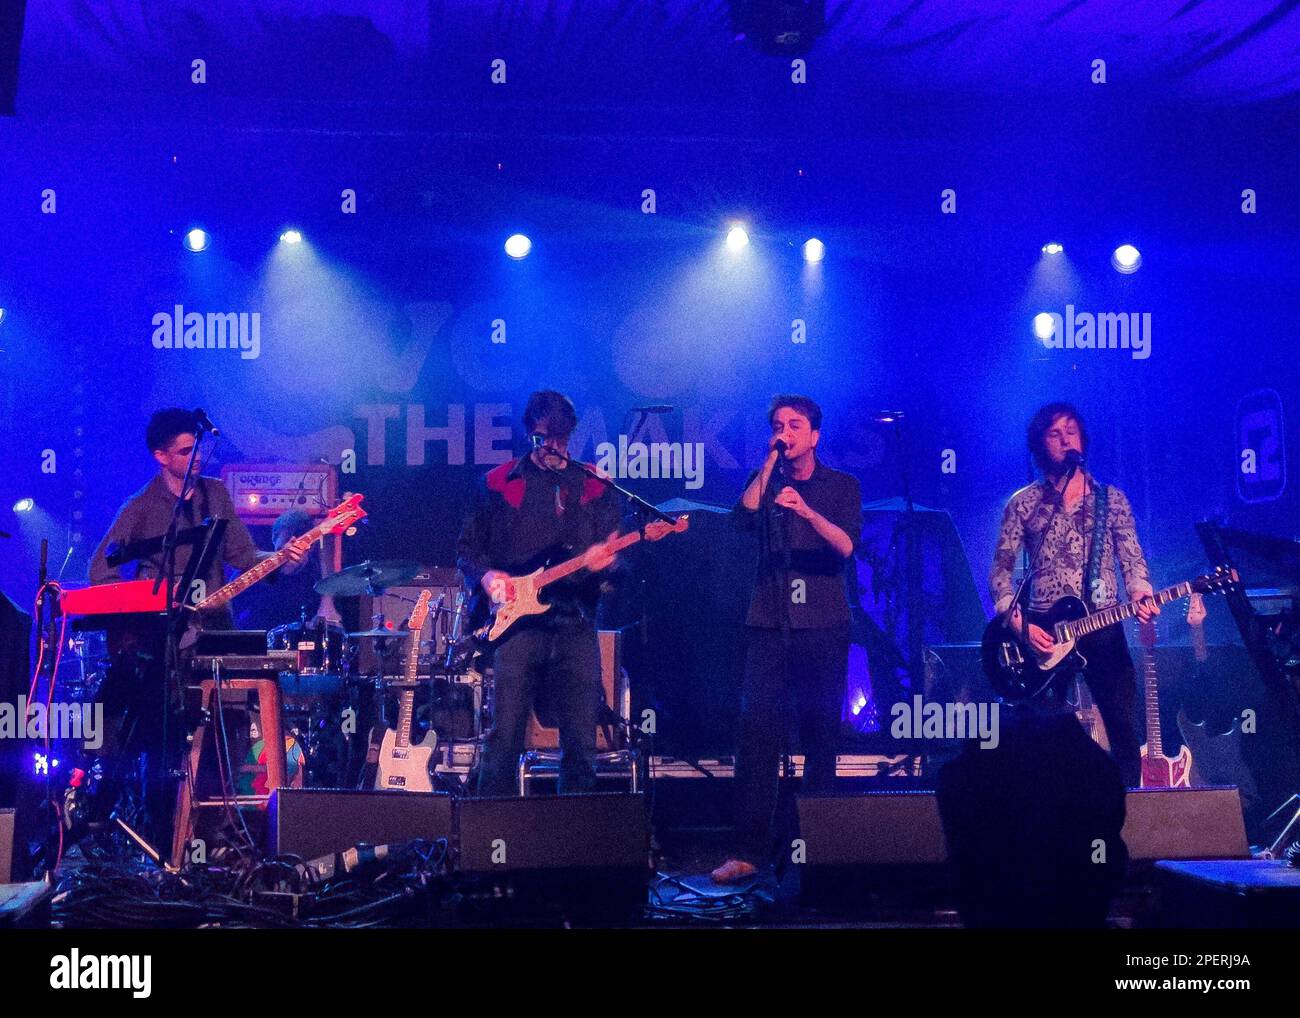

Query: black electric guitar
[982,566,1238,701]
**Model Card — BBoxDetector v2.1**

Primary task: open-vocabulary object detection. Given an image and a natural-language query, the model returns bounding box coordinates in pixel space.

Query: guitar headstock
[320,493,367,536]
[1186,592,1206,627]
[1192,565,1238,597]
[644,514,690,542]
[407,588,433,634]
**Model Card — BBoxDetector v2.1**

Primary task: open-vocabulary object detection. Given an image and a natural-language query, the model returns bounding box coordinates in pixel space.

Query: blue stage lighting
[1041,242,1064,255]
[504,234,532,259]
[725,225,749,252]
[13,498,34,513]
[280,229,303,245]
[802,238,825,263]
[1033,312,1057,341]
[184,228,210,253]
[1111,244,1141,273]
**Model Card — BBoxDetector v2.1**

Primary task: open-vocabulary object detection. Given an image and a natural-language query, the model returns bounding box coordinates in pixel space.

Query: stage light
[184,228,210,253]
[504,234,532,259]
[725,225,749,253]
[1033,312,1058,341]
[1111,244,1141,274]
[802,238,825,263]
[1041,242,1064,255]
[13,498,34,513]
[0,307,7,325]
[280,229,303,245]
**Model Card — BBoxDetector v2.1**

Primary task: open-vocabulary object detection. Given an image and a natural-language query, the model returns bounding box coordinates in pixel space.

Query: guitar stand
[1261,793,1300,861]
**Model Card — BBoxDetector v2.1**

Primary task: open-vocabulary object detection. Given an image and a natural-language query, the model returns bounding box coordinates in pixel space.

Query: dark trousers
[733,624,849,861]
[1073,626,1141,788]
[476,623,599,797]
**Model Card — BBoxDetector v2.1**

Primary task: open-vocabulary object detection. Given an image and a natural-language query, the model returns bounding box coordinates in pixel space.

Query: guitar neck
[395,636,421,750]
[1142,641,1162,755]
[1067,581,1194,640]
[534,529,645,590]
[199,519,331,609]
[1190,623,1208,664]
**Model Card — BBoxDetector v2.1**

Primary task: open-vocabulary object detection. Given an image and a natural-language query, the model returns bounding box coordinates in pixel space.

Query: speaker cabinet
[458,792,647,873]
[268,788,452,861]
[1121,787,1249,860]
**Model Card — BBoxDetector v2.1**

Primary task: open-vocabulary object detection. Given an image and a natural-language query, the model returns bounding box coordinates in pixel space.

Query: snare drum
[268,619,345,676]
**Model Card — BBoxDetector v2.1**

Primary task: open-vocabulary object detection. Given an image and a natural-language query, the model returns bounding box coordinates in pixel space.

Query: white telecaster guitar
[374,590,436,792]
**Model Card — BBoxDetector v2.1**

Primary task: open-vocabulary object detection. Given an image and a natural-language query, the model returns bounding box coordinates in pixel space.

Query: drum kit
[263,559,488,790]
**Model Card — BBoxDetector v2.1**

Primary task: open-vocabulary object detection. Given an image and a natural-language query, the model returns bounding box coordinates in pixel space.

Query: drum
[268,618,345,676]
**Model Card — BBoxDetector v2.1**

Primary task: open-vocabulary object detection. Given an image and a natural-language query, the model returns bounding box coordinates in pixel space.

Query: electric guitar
[981,566,1237,701]
[1138,619,1192,787]
[193,493,367,611]
[1072,676,1109,752]
[375,589,436,792]
[481,515,690,642]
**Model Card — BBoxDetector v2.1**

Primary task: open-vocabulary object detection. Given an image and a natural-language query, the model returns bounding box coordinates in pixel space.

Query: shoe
[710,858,758,884]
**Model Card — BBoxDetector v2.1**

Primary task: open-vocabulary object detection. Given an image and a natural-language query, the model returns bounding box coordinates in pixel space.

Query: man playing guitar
[989,402,1159,786]
[456,390,619,796]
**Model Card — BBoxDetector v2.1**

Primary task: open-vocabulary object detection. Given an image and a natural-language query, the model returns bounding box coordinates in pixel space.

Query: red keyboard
[59,580,168,616]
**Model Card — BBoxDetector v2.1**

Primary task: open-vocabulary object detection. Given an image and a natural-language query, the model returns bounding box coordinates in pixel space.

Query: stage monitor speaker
[458,792,648,874]
[1122,787,1249,861]
[796,792,948,866]
[0,808,13,883]
[268,788,452,862]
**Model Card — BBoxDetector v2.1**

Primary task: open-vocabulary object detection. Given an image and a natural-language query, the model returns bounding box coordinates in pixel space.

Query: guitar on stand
[1138,620,1193,788]
[374,590,437,792]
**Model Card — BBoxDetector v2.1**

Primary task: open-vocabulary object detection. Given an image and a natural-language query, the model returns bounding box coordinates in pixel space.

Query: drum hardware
[314,559,423,598]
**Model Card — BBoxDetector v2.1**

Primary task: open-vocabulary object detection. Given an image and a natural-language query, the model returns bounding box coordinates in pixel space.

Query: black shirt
[734,459,862,629]
[457,453,622,627]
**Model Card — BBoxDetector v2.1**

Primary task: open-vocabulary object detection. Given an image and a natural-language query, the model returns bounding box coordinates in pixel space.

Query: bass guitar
[192,493,367,611]
[981,566,1237,701]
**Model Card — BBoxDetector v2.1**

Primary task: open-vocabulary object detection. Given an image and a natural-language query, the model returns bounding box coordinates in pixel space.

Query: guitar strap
[1083,482,1110,610]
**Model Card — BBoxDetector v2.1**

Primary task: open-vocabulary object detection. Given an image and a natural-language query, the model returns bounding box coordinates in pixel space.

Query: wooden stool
[170,677,287,869]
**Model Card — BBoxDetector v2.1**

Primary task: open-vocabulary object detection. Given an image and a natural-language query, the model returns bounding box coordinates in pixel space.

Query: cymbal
[315,559,423,597]
[346,628,412,639]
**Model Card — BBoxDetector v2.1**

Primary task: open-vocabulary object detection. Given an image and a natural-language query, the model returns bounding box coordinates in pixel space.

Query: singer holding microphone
[988,402,1158,786]
[712,395,861,884]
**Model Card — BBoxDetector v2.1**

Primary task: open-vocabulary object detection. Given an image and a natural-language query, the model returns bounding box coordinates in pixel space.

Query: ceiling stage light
[802,238,825,263]
[184,228,210,253]
[1111,244,1142,274]
[504,234,532,259]
[725,225,750,253]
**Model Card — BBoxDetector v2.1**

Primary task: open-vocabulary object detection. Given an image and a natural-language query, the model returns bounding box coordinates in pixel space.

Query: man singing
[712,395,861,884]
[989,402,1158,787]
[457,390,620,796]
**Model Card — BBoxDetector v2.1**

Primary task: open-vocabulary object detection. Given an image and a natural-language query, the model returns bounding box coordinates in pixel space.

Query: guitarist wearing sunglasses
[989,402,1159,787]
[457,390,621,797]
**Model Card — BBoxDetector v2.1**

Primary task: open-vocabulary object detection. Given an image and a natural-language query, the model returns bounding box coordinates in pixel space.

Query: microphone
[1064,449,1084,470]
[193,408,221,437]
[631,405,674,414]
[773,438,788,455]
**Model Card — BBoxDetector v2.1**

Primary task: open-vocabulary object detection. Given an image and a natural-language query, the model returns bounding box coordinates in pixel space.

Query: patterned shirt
[989,477,1152,615]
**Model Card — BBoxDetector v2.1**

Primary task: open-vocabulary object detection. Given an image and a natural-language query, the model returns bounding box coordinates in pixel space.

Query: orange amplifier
[222,463,339,522]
